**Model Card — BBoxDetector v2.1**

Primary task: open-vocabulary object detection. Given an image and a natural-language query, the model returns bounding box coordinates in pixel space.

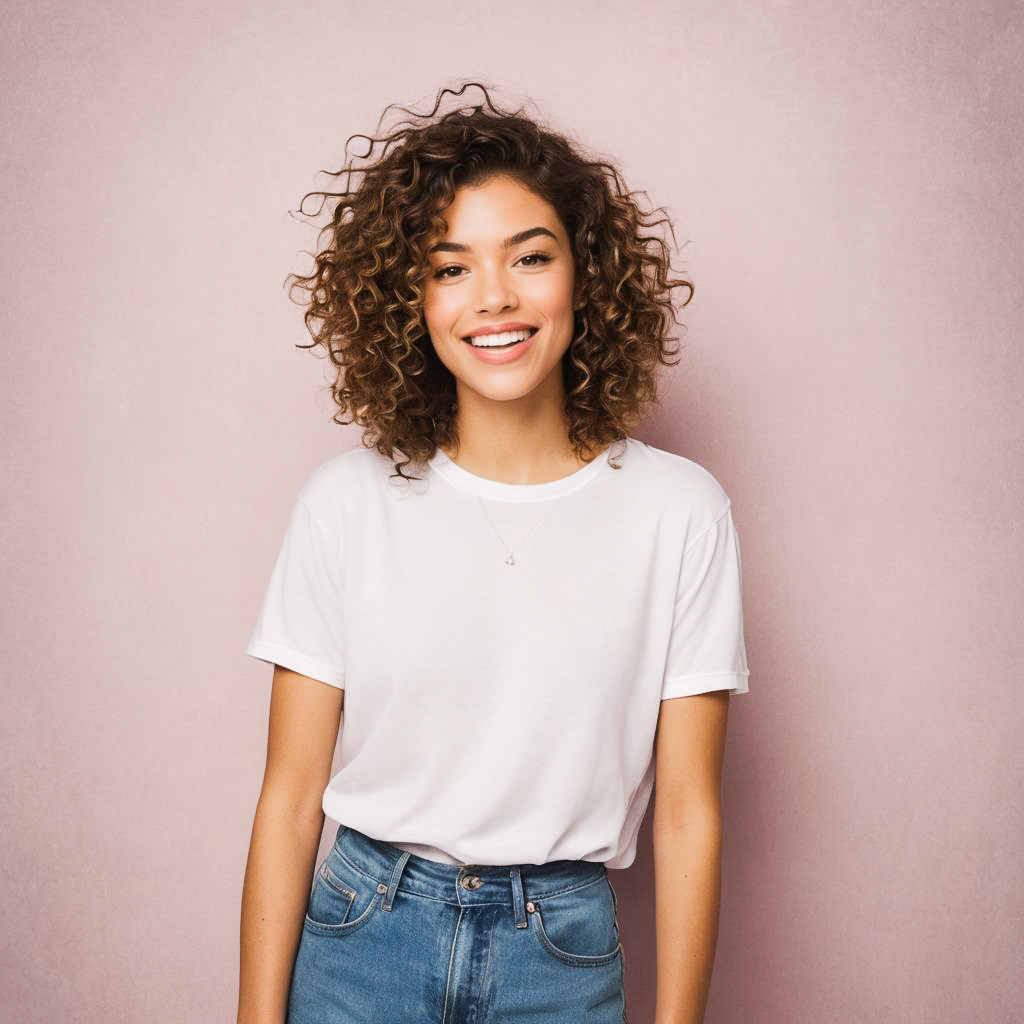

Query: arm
[237,666,345,1024]
[651,689,731,1024]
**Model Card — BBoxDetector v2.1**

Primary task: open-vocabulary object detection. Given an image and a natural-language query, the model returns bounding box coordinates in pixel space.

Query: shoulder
[624,438,732,523]
[295,444,397,521]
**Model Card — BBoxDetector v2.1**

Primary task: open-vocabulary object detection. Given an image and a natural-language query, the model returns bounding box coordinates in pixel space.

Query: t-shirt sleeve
[661,501,750,700]
[245,495,346,689]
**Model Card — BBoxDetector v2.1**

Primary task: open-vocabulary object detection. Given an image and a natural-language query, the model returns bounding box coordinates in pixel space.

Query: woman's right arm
[237,666,345,1024]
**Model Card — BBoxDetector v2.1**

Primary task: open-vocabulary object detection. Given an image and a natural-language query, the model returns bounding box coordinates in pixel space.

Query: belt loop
[509,865,528,928]
[381,850,411,912]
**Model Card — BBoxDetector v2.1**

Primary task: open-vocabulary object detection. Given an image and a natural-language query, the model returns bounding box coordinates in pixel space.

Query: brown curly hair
[285,80,693,482]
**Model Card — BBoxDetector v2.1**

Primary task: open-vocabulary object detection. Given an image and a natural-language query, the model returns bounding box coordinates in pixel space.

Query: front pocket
[529,876,622,968]
[303,860,380,936]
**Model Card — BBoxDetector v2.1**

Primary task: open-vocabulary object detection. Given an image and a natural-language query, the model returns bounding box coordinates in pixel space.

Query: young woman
[238,82,750,1024]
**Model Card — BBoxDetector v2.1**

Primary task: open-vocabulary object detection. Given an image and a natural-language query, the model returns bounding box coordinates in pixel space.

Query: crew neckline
[428,439,624,503]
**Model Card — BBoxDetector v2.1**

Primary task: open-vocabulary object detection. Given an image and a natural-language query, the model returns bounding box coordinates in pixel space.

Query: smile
[461,327,538,365]
[463,327,538,349]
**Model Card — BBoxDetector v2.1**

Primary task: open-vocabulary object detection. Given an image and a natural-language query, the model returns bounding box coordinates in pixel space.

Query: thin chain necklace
[472,490,563,566]
[443,441,620,566]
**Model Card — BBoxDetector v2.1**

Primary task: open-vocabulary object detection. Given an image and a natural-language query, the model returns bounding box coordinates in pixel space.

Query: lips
[462,327,538,345]
[461,327,538,364]
[462,324,539,341]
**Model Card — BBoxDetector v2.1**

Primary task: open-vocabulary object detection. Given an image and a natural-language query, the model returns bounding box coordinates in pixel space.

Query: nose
[472,261,517,314]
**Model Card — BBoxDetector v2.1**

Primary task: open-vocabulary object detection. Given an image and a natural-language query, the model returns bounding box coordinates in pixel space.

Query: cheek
[422,286,458,332]
[533,267,575,316]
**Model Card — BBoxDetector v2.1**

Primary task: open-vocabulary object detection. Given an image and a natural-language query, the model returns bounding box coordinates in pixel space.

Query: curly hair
[285,80,693,482]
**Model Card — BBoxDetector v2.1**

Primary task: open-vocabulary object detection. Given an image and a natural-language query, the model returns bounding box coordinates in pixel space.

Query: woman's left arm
[651,689,731,1024]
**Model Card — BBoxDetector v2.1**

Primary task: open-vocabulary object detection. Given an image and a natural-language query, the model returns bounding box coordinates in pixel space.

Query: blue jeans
[288,822,630,1023]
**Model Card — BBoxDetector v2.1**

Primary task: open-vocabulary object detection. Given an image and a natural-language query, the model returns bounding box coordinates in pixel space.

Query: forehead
[429,176,563,242]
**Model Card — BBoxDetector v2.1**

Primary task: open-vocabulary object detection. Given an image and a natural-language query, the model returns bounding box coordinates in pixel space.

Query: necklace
[440,442,620,566]
[472,489,563,566]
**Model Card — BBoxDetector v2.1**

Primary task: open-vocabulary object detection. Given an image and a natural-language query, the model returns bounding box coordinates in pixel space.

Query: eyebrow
[426,226,558,255]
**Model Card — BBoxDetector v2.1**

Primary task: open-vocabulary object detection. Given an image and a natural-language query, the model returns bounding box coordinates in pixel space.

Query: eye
[431,251,554,281]
[432,264,463,280]
[518,252,553,268]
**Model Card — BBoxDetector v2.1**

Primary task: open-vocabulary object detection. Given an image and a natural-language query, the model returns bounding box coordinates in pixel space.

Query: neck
[441,432,600,485]
[440,364,615,484]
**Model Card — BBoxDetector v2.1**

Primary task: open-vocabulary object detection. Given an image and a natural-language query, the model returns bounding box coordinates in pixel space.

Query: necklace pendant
[505,554,516,566]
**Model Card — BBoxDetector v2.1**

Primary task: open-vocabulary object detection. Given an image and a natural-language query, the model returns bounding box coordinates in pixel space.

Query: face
[422,174,577,408]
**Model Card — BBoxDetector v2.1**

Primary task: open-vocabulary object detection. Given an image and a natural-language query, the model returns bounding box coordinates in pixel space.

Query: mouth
[462,327,539,350]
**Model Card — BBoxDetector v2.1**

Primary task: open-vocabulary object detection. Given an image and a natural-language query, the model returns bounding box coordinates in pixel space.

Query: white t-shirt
[246,436,750,869]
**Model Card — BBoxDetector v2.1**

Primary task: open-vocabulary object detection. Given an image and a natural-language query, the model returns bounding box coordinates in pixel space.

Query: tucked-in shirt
[246,436,750,869]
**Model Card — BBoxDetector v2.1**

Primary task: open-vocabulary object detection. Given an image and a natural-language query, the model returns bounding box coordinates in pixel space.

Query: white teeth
[465,328,534,348]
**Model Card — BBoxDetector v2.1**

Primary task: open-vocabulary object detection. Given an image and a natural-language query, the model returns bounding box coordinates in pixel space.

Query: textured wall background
[2,1,1021,1021]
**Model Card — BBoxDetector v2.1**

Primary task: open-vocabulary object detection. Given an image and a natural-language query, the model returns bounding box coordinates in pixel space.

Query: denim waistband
[331,823,609,928]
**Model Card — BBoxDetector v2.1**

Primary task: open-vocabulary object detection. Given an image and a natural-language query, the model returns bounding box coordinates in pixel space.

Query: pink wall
[2,2,1021,1021]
